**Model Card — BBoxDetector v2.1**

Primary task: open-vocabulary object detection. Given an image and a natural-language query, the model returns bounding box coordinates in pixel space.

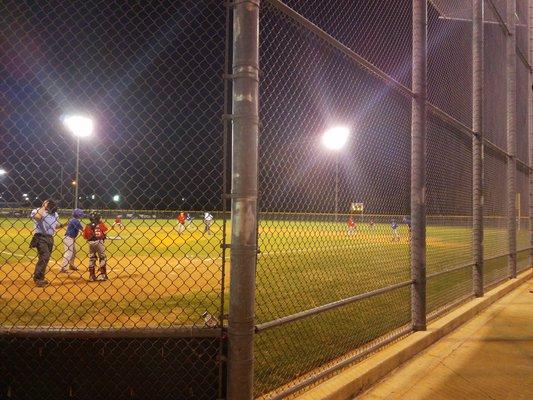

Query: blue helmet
[72,208,85,219]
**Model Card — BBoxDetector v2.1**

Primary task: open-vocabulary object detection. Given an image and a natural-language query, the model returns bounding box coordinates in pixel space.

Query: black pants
[32,234,53,281]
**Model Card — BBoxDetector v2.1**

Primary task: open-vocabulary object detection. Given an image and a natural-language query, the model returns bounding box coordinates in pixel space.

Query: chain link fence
[1,1,532,399]
[252,0,531,397]
[2,0,227,398]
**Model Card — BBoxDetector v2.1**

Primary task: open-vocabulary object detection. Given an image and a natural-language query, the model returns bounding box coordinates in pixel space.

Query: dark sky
[1,0,528,215]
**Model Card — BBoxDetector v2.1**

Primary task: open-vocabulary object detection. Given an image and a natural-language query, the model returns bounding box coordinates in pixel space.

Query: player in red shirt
[112,214,124,230]
[176,212,186,235]
[347,216,356,235]
[82,213,109,281]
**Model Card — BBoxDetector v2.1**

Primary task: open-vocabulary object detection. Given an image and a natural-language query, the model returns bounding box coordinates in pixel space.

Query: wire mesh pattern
[1,0,532,399]
[484,3,508,150]
[484,148,509,286]
[1,1,226,397]
[427,3,473,127]
[517,57,529,164]
[254,287,411,398]
[253,0,530,397]
[1,0,226,329]
[280,0,413,87]
[516,0,529,58]
[426,114,473,314]
[0,334,223,400]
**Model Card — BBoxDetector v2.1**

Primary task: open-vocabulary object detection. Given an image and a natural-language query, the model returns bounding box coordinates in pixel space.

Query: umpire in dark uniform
[30,199,61,287]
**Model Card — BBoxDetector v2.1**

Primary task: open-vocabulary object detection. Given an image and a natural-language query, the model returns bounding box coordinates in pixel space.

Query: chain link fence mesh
[2,1,531,399]
[1,0,226,328]
[255,1,413,396]
[279,0,413,87]
[482,1,512,288]
[427,2,473,127]
[425,1,475,316]
[426,114,473,315]
[516,0,529,60]
[484,145,510,287]
[2,0,226,398]
[1,334,223,400]
[517,164,530,273]
[484,3,508,150]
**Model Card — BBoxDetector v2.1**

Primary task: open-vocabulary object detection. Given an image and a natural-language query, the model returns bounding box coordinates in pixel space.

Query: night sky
[1,0,529,215]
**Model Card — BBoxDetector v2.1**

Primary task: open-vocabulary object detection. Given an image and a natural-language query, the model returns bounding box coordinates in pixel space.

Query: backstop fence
[1,1,531,399]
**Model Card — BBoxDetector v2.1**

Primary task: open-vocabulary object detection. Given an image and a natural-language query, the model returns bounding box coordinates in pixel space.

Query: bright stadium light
[321,126,349,151]
[113,194,120,202]
[62,113,94,209]
[0,168,7,176]
[63,115,94,138]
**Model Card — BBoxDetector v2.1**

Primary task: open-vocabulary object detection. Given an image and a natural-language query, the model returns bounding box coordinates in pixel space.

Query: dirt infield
[0,253,225,328]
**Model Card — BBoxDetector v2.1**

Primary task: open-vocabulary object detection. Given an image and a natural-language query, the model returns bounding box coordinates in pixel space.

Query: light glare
[0,169,7,175]
[322,126,349,151]
[63,115,94,138]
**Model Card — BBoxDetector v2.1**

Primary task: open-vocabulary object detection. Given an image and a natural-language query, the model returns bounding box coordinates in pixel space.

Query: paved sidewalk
[358,278,533,400]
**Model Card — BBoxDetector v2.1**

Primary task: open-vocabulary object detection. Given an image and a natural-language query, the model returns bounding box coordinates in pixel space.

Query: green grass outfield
[0,215,530,396]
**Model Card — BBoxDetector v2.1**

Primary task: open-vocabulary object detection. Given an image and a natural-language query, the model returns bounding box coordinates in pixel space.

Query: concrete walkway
[358,279,533,400]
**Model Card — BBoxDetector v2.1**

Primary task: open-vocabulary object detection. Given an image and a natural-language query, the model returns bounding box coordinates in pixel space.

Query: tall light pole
[63,115,94,209]
[321,126,350,221]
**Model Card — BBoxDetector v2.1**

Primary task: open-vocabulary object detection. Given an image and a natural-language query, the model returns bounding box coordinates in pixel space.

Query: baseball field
[0,213,530,395]
[0,214,529,330]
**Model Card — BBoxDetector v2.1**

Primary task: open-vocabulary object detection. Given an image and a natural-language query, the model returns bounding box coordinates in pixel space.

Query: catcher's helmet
[90,212,101,224]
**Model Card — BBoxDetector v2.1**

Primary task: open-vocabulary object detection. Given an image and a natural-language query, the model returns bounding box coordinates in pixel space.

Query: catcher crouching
[83,213,109,281]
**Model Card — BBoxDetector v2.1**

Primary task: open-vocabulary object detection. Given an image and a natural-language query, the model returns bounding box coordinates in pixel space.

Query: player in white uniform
[203,212,214,235]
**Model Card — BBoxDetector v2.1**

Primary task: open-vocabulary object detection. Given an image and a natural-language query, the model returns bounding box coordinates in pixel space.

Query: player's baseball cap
[72,208,85,218]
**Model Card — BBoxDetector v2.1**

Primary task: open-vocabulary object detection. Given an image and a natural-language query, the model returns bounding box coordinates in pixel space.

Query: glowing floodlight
[63,115,94,138]
[321,126,349,151]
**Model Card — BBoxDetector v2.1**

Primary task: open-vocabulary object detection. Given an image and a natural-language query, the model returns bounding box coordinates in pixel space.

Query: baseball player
[60,208,85,273]
[82,213,109,281]
[176,212,186,235]
[403,216,412,239]
[112,214,124,230]
[347,215,356,235]
[391,219,400,242]
[203,212,214,234]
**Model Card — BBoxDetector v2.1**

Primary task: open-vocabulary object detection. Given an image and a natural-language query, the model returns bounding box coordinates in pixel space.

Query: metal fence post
[227,0,260,399]
[529,0,533,269]
[507,0,517,278]
[472,0,484,296]
[411,0,427,331]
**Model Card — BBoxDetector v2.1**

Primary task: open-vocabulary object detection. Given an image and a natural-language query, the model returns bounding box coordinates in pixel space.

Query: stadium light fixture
[113,195,120,202]
[0,168,7,176]
[321,126,349,151]
[63,115,94,138]
[62,114,94,209]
